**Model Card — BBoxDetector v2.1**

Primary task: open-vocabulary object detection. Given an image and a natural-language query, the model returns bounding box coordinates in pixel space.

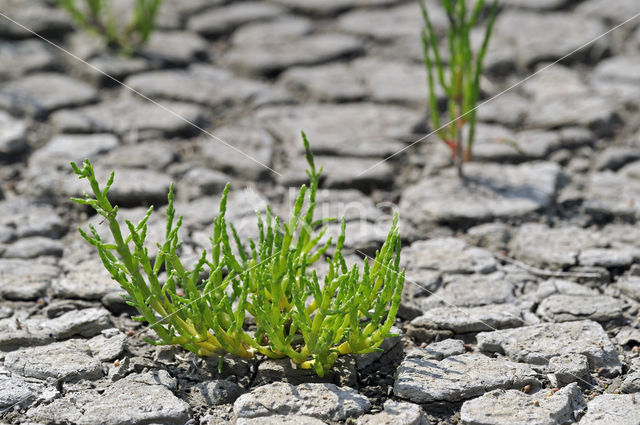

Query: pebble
[578,394,640,425]
[0,73,97,118]
[460,383,584,425]
[125,66,290,110]
[51,96,206,139]
[78,371,190,425]
[187,379,244,406]
[188,2,285,37]
[548,354,590,388]
[142,31,208,65]
[234,382,371,422]
[477,320,622,375]
[510,223,599,269]
[0,3,73,38]
[2,236,64,259]
[411,304,526,333]
[4,339,103,381]
[0,258,58,300]
[197,119,276,180]
[357,400,426,425]
[0,39,57,80]
[259,103,421,158]
[224,33,363,76]
[401,162,563,231]
[494,11,607,68]
[393,353,539,403]
[0,110,27,156]
[266,0,404,16]
[87,331,126,362]
[403,237,497,275]
[536,294,624,323]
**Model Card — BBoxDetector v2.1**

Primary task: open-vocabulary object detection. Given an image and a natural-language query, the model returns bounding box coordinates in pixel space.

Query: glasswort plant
[58,0,163,53]
[420,0,498,178]
[70,133,404,377]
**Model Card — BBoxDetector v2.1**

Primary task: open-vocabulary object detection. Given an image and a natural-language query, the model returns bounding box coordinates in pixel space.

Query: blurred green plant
[420,0,498,178]
[58,0,163,53]
[70,133,404,377]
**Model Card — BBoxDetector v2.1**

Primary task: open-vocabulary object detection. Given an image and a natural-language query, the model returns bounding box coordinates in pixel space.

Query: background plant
[58,0,163,53]
[70,133,404,377]
[420,0,498,178]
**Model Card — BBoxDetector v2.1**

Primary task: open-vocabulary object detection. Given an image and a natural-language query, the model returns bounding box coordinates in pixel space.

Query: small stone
[188,380,244,406]
[87,332,126,362]
[0,3,73,38]
[79,371,190,425]
[236,416,326,425]
[620,368,640,394]
[278,155,394,191]
[62,166,172,207]
[197,119,276,180]
[578,394,640,425]
[460,383,584,425]
[43,307,112,339]
[24,388,98,424]
[411,304,526,333]
[419,272,517,310]
[234,382,370,422]
[0,110,27,156]
[594,146,640,171]
[465,222,511,252]
[582,171,640,220]
[536,294,624,323]
[0,258,58,300]
[0,73,97,118]
[125,66,289,111]
[266,0,403,16]
[188,2,285,37]
[494,11,606,68]
[548,354,590,388]
[337,2,441,42]
[224,33,363,77]
[4,339,103,381]
[30,133,120,168]
[401,163,563,231]
[477,320,622,375]
[142,31,208,65]
[403,238,497,275]
[411,339,466,361]
[51,96,205,139]
[0,374,46,410]
[616,276,640,302]
[357,400,426,425]
[232,16,313,45]
[180,167,230,199]
[2,236,64,259]
[578,248,635,268]
[98,140,176,171]
[259,103,420,158]
[0,39,57,80]
[510,223,599,269]
[393,353,539,403]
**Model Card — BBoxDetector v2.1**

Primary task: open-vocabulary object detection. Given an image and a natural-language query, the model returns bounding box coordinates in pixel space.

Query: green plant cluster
[420,0,498,177]
[58,0,163,53]
[70,134,404,377]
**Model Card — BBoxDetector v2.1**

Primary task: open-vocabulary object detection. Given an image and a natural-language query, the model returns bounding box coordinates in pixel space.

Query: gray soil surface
[1,0,640,424]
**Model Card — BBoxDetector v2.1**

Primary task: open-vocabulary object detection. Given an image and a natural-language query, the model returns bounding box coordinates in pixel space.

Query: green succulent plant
[420,0,498,178]
[58,0,163,54]
[70,133,404,376]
